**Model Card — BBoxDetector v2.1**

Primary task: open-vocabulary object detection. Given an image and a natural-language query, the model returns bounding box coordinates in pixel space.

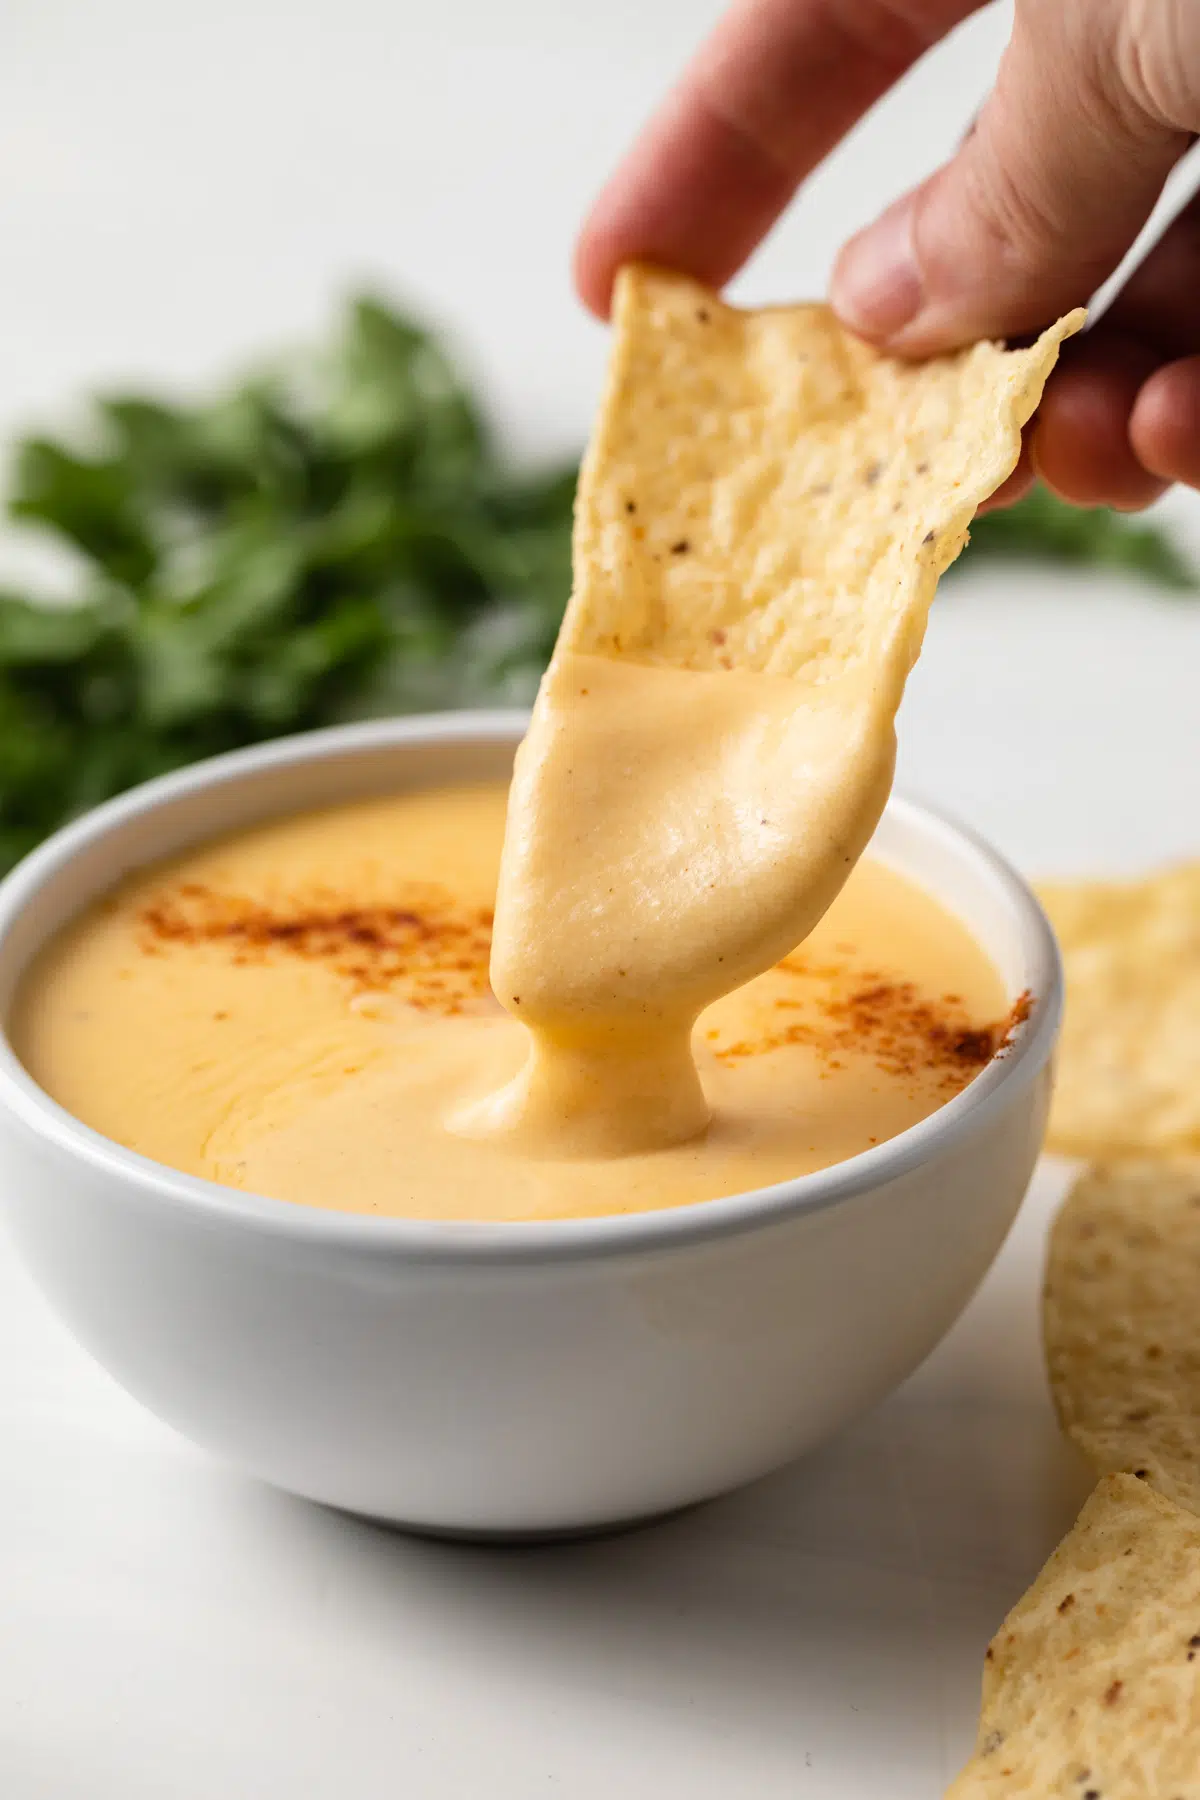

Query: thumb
[830,2,1191,353]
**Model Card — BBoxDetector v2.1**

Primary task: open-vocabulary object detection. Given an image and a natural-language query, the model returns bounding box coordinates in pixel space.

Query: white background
[2,3,1198,1794]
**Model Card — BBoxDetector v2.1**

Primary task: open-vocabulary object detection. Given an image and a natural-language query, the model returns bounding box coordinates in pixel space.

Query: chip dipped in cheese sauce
[473,268,1081,1160]
[13,270,1081,1221]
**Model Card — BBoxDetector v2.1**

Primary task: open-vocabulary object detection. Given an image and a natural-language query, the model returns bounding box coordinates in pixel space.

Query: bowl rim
[0,712,1061,1266]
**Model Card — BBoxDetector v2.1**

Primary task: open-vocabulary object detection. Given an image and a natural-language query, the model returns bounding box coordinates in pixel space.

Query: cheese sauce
[13,779,1011,1223]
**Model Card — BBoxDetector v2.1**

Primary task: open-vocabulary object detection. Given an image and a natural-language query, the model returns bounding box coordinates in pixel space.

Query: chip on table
[946,1474,1200,1795]
[1043,1157,1200,1516]
[1039,865,1200,1158]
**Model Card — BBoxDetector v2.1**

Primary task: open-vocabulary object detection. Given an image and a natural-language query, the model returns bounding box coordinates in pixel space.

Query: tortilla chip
[1044,1158,1200,1513]
[947,1474,1200,1796]
[562,264,1083,684]
[1039,866,1200,1157]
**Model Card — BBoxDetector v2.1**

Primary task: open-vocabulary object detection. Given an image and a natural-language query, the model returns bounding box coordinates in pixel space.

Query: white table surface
[3,3,1200,1794]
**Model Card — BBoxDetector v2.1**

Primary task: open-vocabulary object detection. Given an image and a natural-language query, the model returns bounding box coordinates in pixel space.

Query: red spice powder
[712,954,1029,1092]
[137,882,493,1016]
[136,884,1028,1081]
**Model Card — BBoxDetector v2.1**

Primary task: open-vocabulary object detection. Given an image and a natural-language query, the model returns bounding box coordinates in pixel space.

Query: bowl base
[323,1499,698,1546]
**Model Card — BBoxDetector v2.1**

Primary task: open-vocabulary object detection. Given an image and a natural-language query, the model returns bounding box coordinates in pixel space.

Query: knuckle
[953,150,1065,286]
[1117,0,1200,129]
[826,0,952,69]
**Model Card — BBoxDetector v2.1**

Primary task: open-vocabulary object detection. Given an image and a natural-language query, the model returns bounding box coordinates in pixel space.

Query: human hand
[574,0,1200,510]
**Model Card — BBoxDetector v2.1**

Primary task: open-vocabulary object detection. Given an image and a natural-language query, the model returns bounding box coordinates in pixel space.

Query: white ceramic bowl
[0,715,1059,1537]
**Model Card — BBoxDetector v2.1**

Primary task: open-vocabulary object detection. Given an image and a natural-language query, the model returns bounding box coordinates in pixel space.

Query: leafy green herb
[0,296,575,868]
[957,482,1196,589]
[0,295,1193,871]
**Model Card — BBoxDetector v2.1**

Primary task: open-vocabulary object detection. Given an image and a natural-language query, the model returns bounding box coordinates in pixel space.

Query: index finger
[574,0,980,317]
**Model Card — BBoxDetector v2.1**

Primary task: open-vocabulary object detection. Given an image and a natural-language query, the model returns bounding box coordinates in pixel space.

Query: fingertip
[829,197,923,346]
[1104,484,1172,514]
[1029,336,1168,512]
[1129,357,1200,491]
[572,220,618,321]
[570,63,812,328]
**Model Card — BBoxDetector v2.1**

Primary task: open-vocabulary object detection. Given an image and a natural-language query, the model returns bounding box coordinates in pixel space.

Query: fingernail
[831,196,924,339]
